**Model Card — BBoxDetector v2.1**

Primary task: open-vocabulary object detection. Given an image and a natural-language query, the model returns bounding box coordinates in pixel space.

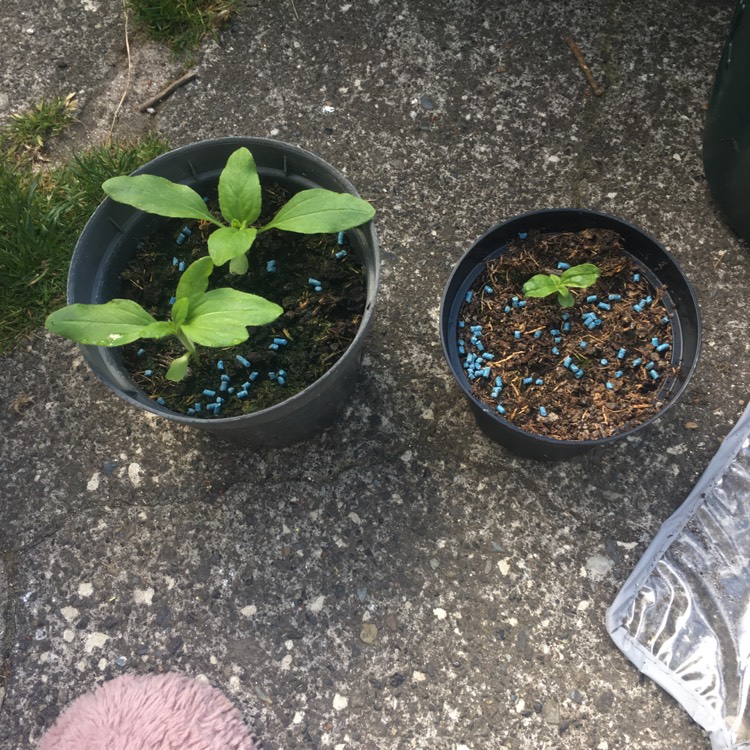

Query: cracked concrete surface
[1,0,749,748]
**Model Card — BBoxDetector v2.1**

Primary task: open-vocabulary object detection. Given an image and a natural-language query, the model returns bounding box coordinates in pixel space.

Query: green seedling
[45,256,283,381]
[101,146,375,274]
[45,146,375,383]
[522,263,601,307]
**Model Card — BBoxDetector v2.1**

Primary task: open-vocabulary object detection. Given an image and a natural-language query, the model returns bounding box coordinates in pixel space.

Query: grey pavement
[1,1,748,748]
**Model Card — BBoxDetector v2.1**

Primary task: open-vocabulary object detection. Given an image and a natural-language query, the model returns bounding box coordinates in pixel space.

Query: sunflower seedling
[45,256,283,381]
[522,263,601,307]
[45,146,375,383]
[100,146,375,274]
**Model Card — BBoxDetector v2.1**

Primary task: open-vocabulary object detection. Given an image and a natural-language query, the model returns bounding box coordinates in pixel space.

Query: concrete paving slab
[1,0,748,748]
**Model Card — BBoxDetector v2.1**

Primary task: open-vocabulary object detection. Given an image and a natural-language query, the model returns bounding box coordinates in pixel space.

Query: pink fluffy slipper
[38,672,259,750]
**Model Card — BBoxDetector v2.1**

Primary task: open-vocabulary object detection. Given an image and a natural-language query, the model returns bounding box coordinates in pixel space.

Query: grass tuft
[127,0,239,55]
[0,94,77,160]
[0,134,170,352]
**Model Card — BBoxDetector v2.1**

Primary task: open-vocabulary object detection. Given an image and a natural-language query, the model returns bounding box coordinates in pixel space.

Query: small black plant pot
[439,209,701,461]
[68,137,379,448]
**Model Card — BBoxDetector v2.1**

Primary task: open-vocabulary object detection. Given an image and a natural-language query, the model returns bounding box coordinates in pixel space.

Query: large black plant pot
[68,137,380,448]
[439,209,701,461]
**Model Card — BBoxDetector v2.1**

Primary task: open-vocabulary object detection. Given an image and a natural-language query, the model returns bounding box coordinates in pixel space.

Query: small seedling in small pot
[522,263,601,307]
[45,147,376,384]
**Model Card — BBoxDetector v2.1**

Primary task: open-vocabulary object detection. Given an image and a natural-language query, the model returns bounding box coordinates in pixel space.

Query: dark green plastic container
[703,0,750,240]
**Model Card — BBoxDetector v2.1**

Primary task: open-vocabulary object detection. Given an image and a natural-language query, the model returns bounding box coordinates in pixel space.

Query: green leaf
[181,288,283,347]
[557,289,575,307]
[45,299,159,346]
[171,297,190,326]
[229,254,249,275]
[165,352,191,382]
[176,256,214,301]
[522,274,563,298]
[103,174,217,224]
[140,321,176,339]
[207,226,257,266]
[262,189,375,234]
[560,263,601,289]
[218,147,262,225]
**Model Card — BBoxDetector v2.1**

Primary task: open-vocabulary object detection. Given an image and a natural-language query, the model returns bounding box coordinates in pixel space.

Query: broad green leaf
[560,263,601,288]
[262,189,375,234]
[166,352,191,382]
[522,274,563,298]
[557,289,575,307]
[208,226,257,266]
[176,256,214,301]
[103,175,217,224]
[229,254,249,275]
[218,147,262,225]
[45,299,157,346]
[181,288,282,347]
[171,297,190,326]
[140,321,176,339]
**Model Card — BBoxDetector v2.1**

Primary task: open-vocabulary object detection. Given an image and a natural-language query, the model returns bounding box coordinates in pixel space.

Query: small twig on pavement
[137,70,198,113]
[109,2,132,142]
[713,249,728,272]
[566,36,604,97]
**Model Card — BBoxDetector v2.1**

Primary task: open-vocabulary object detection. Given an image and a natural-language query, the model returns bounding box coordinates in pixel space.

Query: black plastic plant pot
[67,137,379,448]
[439,209,701,461]
[703,0,750,241]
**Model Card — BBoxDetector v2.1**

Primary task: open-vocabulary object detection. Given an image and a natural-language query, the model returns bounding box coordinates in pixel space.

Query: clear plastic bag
[607,404,750,749]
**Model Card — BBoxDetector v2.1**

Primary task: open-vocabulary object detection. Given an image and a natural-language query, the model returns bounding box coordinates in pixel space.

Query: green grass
[127,0,239,55]
[0,94,77,160]
[0,134,170,352]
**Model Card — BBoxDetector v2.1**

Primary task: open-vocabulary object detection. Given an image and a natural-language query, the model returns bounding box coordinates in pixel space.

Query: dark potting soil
[458,228,675,441]
[119,182,366,418]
